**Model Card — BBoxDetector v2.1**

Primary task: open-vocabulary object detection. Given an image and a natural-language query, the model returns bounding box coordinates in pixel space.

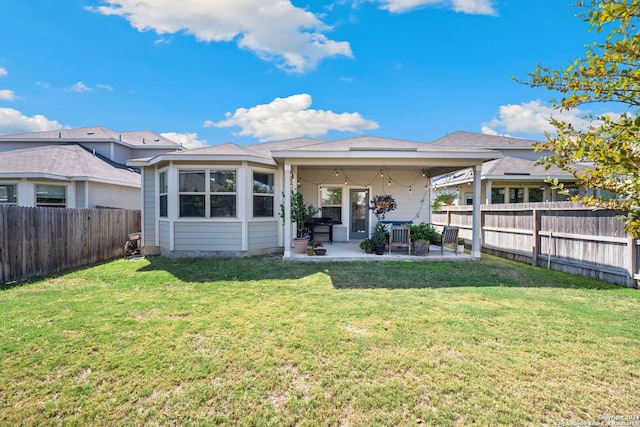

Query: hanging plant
[369,194,397,219]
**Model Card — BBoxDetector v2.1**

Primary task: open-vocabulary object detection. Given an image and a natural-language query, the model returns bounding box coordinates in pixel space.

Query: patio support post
[283,163,292,258]
[485,180,492,204]
[471,163,482,259]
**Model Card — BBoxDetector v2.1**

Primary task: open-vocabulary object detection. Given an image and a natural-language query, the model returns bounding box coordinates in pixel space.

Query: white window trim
[176,167,239,220]
[251,170,276,219]
[0,181,19,205]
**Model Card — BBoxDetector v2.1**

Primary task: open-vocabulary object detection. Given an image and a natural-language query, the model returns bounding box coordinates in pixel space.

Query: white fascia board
[434,174,578,187]
[273,150,500,159]
[0,173,69,181]
[483,174,577,181]
[75,176,141,188]
[129,153,276,167]
[0,173,140,188]
[272,151,500,165]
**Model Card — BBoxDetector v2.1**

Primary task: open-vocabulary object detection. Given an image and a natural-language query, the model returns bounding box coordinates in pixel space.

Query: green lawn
[1,255,638,426]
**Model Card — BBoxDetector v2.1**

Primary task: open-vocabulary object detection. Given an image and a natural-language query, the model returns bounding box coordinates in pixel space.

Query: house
[429,131,583,204]
[127,135,501,259]
[0,126,182,209]
[0,126,182,162]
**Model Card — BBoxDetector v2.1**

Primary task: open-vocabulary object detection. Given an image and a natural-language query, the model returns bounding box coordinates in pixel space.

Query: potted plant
[359,238,374,254]
[369,194,397,219]
[409,222,439,256]
[431,192,457,213]
[457,237,465,254]
[371,222,387,255]
[280,190,319,254]
[309,240,327,255]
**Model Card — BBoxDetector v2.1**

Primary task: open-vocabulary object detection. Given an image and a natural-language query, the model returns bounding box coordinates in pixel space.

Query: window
[176,169,237,218]
[159,171,168,217]
[509,188,524,203]
[179,170,205,217]
[36,185,66,207]
[491,187,505,204]
[253,172,274,217]
[556,186,580,201]
[210,170,236,217]
[528,187,544,203]
[321,187,342,222]
[0,184,17,204]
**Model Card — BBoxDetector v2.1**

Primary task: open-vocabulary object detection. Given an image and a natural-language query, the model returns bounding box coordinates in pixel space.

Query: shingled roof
[429,131,539,149]
[0,126,181,148]
[0,144,140,186]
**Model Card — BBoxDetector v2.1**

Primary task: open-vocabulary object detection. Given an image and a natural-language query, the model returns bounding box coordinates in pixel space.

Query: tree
[519,0,640,235]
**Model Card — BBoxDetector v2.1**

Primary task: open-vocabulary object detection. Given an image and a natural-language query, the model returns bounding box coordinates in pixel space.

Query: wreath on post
[369,194,397,219]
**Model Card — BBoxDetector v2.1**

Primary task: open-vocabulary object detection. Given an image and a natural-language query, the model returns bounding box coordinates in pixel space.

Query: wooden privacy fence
[0,206,141,284]
[433,202,639,288]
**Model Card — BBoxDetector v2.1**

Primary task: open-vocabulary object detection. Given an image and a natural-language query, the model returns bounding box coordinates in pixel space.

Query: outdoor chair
[388,225,411,255]
[438,226,460,255]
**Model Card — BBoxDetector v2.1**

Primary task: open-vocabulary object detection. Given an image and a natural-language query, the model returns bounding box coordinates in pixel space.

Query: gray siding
[0,142,55,152]
[78,142,112,160]
[113,144,133,164]
[159,220,170,251]
[174,222,242,251]
[143,168,156,246]
[248,221,279,250]
[75,181,86,208]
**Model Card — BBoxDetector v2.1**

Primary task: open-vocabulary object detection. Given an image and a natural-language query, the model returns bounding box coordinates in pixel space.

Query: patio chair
[388,225,411,255]
[438,226,460,255]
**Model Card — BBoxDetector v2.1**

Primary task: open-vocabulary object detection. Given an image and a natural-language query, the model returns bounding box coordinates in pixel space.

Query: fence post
[532,209,539,266]
[627,212,638,288]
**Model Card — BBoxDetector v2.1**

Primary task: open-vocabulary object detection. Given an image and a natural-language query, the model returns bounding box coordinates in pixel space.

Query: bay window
[179,170,206,217]
[159,171,168,217]
[177,169,237,218]
[210,170,236,217]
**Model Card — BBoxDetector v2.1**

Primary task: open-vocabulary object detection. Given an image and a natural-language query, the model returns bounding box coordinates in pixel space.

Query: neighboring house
[0,126,183,209]
[0,126,183,162]
[127,135,502,259]
[429,131,584,204]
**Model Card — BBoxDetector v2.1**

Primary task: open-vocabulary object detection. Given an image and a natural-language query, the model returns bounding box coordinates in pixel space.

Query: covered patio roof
[270,136,501,177]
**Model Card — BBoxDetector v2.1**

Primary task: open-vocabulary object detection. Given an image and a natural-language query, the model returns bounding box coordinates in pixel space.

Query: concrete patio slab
[286,242,474,262]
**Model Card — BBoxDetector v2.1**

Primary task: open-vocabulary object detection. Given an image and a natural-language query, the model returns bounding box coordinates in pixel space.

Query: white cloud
[0,90,16,101]
[70,82,92,92]
[482,100,622,136]
[160,132,207,149]
[0,108,64,135]
[0,68,7,77]
[207,93,379,142]
[96,84,114,91]
[374,0,496,15]
[88,0,352,73]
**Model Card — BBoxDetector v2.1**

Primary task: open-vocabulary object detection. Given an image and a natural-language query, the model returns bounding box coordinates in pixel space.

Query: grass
[1,255,638,426]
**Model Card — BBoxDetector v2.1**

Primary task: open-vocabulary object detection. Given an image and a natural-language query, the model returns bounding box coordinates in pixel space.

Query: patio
[288,241,473,262]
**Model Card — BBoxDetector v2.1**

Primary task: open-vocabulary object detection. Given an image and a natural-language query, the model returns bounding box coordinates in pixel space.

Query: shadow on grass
[135,255,622,291]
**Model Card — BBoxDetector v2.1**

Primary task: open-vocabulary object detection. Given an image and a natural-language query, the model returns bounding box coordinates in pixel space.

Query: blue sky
[0,0,611,148]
